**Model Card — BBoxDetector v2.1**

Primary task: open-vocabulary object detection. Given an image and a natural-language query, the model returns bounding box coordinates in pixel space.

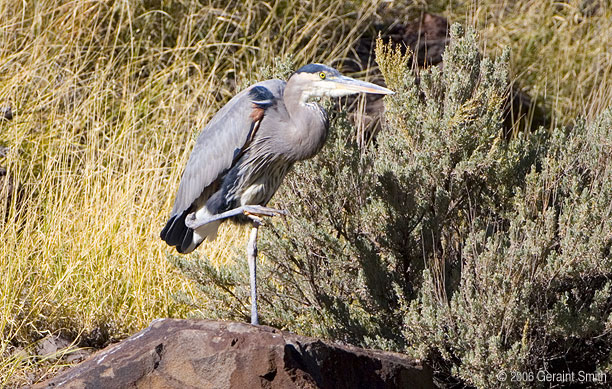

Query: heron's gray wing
[170,79,286,216]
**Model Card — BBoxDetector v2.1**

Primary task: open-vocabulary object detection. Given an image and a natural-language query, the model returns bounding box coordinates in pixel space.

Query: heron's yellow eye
[319,72,326,79]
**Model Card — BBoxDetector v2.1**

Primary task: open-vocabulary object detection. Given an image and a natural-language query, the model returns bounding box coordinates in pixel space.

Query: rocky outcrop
[0,105,12,121]
[35,319,434,389]
[1,105,15,216]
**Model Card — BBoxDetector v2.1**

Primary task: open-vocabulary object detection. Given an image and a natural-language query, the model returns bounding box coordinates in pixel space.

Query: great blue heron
[161,63,393,324]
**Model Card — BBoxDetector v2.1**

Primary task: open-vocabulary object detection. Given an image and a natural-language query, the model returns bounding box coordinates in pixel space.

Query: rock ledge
[35,319,434,389]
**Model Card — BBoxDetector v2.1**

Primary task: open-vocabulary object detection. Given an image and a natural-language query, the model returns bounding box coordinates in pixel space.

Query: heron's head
[288,64,394,103]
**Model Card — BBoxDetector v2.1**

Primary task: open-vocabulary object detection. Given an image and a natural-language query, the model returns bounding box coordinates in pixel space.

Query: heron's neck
[282,80,329,161]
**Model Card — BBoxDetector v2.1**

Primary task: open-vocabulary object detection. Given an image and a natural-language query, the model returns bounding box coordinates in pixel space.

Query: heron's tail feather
[160,211,188,247]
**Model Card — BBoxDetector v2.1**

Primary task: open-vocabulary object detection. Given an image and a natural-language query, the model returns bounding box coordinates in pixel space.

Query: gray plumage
[161,64,393,253]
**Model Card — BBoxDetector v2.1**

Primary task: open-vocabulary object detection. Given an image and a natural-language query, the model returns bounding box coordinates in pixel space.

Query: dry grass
[1,0,611,386]
[430,0,612,124]
[0,0,383,385]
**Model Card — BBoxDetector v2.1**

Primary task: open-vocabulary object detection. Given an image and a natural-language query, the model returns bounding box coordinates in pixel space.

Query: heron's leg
[247,218,261,325]
[185,205,286,229]
[185,205,285,326]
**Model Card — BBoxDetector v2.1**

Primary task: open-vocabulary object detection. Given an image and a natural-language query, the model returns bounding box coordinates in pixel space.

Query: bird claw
[242,205,287,225]
[245,213,264,225]
[242,205,287,217]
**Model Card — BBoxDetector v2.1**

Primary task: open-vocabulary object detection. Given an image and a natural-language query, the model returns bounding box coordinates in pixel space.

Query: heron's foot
[185,205,287,229]
[243,205,287,225]
[242,205,286,218]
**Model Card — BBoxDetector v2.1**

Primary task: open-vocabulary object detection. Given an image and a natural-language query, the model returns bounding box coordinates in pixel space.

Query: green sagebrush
[173,25,612,388]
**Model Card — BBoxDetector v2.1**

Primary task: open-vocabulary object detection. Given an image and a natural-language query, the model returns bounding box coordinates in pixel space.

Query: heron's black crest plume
[292,63,341,77]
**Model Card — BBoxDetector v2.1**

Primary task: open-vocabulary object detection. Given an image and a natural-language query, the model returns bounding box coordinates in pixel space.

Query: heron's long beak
[331,76,395,95]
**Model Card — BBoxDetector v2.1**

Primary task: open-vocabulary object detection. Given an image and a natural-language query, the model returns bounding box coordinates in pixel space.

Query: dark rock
[349,13,449,75]
[503,83,551,136]
[36,335,72,362]
[382,13,449,67]
[343,13,451,138]
[1,106,12,121]
[0,165,13,199]
[34,319,435,389]
[0,161,24,224]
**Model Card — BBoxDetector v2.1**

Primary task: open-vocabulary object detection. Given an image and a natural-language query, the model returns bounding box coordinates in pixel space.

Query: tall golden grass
[438,0,612,122]
[0,0,384,385]
[1,0,610,386]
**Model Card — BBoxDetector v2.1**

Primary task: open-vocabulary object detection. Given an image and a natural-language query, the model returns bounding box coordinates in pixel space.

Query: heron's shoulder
[215,80,285,113]
[248,79,286,97]
[238,80,286,112]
